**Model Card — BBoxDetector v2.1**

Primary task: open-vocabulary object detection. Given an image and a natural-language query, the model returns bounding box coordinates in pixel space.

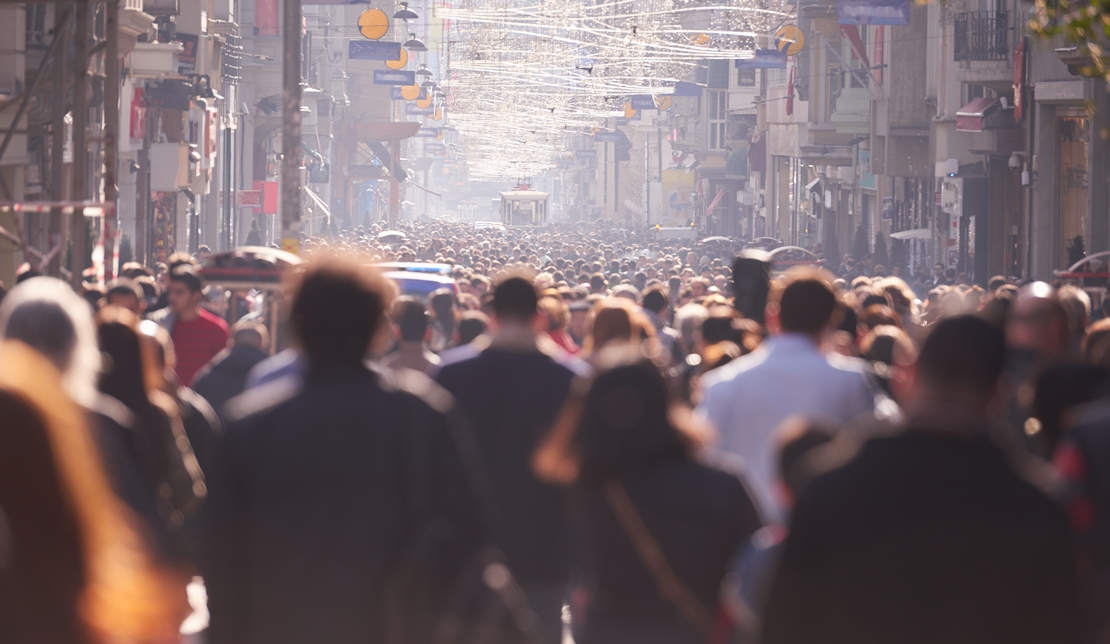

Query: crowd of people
[1,219,1109,644]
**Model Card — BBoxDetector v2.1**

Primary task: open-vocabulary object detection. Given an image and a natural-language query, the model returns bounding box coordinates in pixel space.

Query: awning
[302,185,331,223]
[707,187,727,213]
[726,147,749,176]
[805,177,822,192]
[956,97,1000,132]
[890,228,932,240]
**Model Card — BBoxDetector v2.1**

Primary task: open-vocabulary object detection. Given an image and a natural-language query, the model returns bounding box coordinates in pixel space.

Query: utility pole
[48,1,69,277]
[103,0,119,281]
[281,0,303,253]
[70,0,90,288]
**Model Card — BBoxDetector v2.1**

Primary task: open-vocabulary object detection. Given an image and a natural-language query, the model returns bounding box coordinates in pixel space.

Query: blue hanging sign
[574,149,597,159]
[407,103,435,115]
[629,95,657,110]
[838,0,910,25]
[414,127,441,138]
[593,131,624,143]
[734,50,788,68]
[373,70,416,85]
[349,40,402,61]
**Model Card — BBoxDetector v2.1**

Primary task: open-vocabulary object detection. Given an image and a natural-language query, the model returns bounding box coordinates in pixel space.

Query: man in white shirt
[699,268,876,520]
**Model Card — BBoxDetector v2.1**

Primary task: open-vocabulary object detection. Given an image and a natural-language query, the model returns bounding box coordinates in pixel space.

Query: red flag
[786,66,794,116]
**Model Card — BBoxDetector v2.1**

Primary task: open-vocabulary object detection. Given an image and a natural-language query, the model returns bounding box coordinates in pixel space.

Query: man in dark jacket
[204,257,485,644]
[435,276,585,644]
[762,316,1081,644]
[192,320,270,417]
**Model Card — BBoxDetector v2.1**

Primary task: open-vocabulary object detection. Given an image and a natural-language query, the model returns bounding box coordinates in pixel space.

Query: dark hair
[169,264,203,293]
[1033,364,1109,451]
[457,311,489,345]
[776,270,837,335]
[106,279,143,302]
[290,258,394,367]
[96,308,150,412]
[916,315,1005,400]
[492,276,538,322]
[642,285,669,314]
[535,348,707,484]
[988,275,1008,292]
[776,422,837,498]
[392,296,431,342]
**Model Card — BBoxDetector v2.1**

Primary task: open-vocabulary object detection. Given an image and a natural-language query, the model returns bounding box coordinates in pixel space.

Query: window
[737,68,756,87]
[707,90,726,150]
[26,5,48,46]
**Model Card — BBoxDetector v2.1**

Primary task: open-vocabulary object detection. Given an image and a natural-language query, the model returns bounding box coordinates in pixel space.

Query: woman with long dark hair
[535,344,763,644]
[428,287,459,352]
[96,307,206,566]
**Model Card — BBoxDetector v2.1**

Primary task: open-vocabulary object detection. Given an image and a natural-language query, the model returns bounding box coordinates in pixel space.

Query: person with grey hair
[610,283,643,305]
[0,276,101,409]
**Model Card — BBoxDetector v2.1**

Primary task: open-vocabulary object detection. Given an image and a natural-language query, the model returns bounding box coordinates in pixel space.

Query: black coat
[574,456,762,644]
[192,344,269,416]
[435,346,579,585]
[763,428,1082,644]
[203,365,485,644]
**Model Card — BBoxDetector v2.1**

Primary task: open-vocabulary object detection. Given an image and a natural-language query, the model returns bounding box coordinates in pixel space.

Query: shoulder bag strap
[605,479,714,637]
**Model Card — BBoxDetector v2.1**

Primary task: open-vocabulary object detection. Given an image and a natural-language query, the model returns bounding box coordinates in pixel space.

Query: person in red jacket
[165,264,229,386]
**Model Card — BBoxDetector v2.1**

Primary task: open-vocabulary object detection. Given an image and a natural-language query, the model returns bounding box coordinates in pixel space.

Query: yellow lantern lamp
[385,47,409,70]
[400,84,421,100]
[358,9,389,40]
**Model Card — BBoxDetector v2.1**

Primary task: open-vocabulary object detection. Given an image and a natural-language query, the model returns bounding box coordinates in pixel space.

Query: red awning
[956,97,1000,132]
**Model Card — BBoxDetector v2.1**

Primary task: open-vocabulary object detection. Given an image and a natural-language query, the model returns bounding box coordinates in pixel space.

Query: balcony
[954,11,1012,88]
[954,11,1009,62]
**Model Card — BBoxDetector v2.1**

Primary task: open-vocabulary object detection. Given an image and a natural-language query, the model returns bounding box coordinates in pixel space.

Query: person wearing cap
[164,264,230,386]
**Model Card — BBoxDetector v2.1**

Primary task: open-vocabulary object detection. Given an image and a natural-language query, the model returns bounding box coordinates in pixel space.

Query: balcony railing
[954,11,1009,62]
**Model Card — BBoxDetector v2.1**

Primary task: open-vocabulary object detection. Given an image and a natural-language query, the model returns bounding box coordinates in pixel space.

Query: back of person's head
[861,325,918,369]
[860,304,902,331]
[106,279,144,312]
[1057,284,1091,336]
[538,295,569,333]
[700,308,741,346]
[534,344,709,484]
[457,311,490,345]
[916,315,1005,406]
[586,298,646,353]
[95,307,151,412]
[859,288,893,310]
[772,268,838,336]
[988,275,1009,292]
[392,296,431,342]
[1082,317,1110,368]
[642,285,669,315]
[492,276,539,323]
[231,319,269,350]
[775,420,837,501]
[290,256,396,367]
[610,283,642,305]
[0,277,100,407]
[428,288,458,321]
[1032,364,1109,451]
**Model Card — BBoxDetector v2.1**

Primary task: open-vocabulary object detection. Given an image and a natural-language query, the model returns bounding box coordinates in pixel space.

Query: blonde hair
[0,341,188,642]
